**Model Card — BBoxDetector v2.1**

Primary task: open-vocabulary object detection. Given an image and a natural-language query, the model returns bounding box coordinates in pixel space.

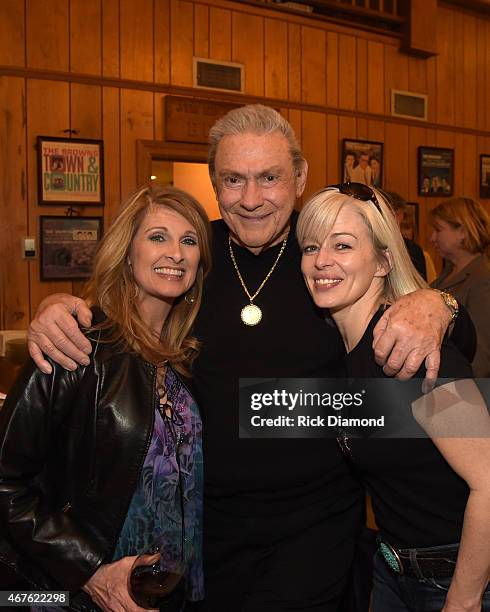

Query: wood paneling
[0,0,25,67]
[0,77,28,328]
[26,0,69,71]
[70,0,101,75]
[2,0,490,327]
[265,19,288,100]
[170,0,194,87]
[209,7,232,61]
[232,12,264,96]
[120,0,154,82]
[302,27,326,106]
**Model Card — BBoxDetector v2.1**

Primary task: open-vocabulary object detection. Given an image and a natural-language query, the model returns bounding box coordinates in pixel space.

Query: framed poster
[341,139,383,188]
[480,154,490,199]
[418,147,454,196]
[40,216,103,281]
[37,136,104,206]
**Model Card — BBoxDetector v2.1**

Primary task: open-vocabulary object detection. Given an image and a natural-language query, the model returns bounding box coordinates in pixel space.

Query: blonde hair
[84,184,212,375]
[208,104,305,185]
[429,197,490,255]
[296,187,427,303]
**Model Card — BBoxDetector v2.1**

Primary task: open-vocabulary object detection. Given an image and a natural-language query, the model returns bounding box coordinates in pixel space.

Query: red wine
[129,563,185,610]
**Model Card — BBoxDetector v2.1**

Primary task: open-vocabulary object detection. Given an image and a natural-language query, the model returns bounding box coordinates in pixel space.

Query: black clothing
[192,216,362,610]
[404,238,427,281]
[0,325,157,594]
[345,309,472,549]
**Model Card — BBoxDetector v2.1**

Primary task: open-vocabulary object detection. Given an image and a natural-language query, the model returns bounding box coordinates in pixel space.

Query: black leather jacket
[0,329,158,595]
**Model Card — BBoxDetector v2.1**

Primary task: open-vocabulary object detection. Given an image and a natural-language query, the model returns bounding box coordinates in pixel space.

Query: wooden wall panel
[209,7,232,61]
[70,84,102,138]
[453,15,465,127]
[384,43,408,115]
[367,42,384,115]
[26,0,69,71]
[302,27,326,106]
[232,12,264,96]
[0,0,25,67]
[301,111,326,200]
[265,19,288,100]
[463,15,478,130]
[356,38,368,112]
[26,79,72,315]
[436,7,454,126]
[339,35,357,111]
[102,87,121,226]
[154,0,170,84]
[326,114,339,184]
[70,0,101,75]
[0,77,28,329]
[326,32,338,108]
[120,89,154,198]
[194,4,210,58]
[102,0,120,78]
[384,123,409,195]
[476,18,488,132]
[287,23,301,103]
[170,0,194,87]
[120,0,154,82]
[462,133,477,196]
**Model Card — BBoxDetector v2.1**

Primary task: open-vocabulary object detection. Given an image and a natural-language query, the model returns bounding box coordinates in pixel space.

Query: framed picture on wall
[402,202,419,242]
[40,216,103,281]
[418,147,454,197]
[37,136,104,206]
[341,139,383,187]
[480,154,490,199]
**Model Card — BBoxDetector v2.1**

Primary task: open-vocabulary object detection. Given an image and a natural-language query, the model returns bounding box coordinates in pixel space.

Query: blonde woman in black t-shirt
[298,183,490,612]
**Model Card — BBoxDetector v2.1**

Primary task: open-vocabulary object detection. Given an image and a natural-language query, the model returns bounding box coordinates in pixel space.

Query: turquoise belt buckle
[379,541,404,575]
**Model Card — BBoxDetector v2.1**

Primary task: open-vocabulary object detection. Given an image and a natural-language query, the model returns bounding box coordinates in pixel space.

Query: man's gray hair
[208,104,305,185]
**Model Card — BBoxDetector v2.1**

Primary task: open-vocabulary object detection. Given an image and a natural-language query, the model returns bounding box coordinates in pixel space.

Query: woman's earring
[185,288,196,304]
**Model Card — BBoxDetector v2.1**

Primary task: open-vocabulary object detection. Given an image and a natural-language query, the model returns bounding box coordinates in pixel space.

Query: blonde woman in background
[430,197,490,377]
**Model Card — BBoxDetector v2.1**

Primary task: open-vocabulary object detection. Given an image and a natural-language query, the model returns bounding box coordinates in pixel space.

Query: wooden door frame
[136,139,210,185]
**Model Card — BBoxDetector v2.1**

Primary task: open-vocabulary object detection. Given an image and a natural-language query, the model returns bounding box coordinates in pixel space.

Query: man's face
[359,154,369,169]
[213,131,308,253]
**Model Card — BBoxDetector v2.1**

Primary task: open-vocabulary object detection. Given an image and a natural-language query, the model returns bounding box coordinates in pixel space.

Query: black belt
[378,538,458,579]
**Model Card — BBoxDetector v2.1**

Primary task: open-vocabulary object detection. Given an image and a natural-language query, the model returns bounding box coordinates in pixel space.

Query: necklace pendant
[241,304,262,326]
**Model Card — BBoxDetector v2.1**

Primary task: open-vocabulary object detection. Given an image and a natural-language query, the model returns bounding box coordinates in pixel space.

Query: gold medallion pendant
[228,232,289,327]
[241,304,262,326]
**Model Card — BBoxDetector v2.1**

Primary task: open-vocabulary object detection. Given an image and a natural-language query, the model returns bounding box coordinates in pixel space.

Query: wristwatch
[434,289,459,323]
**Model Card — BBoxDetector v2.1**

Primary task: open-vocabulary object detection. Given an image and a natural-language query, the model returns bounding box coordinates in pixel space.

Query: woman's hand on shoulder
[82,554,159,612]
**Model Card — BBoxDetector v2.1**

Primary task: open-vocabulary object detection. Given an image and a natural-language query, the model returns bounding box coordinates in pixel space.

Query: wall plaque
[164,96,240,144]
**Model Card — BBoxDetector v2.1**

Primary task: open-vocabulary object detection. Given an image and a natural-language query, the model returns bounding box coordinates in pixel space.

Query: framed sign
[418,147,453,196]
[37,136,104,206]
[341,139,383,188]
[40,216,103,281]
[480,154,490,199]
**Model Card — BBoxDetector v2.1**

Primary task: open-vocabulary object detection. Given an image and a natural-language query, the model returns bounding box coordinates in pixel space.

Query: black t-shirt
[345,308,473,548]
[192,215,359,519]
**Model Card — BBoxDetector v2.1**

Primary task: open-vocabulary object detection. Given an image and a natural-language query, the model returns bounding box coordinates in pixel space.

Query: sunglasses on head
[330,182,382,214]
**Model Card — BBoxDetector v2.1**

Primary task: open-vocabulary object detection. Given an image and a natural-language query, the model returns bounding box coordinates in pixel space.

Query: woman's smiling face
[301,204,387,314]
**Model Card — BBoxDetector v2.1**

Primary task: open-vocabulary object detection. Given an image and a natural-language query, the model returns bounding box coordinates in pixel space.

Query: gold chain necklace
[228,232,289,326]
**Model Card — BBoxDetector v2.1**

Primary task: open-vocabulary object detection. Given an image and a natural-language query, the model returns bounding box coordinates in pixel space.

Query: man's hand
[372,289,452,388]
[27,294,93,374]
[82,554,159,612]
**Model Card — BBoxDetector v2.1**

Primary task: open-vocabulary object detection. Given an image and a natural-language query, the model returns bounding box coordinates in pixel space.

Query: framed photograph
[40,216,103,281]
[341,139,383,188]
[37,136,104,206]
[480,154,490,199]
[402,202,419,242]
[418,147,454,197]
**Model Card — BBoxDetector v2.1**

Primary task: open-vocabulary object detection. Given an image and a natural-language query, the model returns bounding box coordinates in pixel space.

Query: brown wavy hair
[84,183,212,375]
[429,197,490,256]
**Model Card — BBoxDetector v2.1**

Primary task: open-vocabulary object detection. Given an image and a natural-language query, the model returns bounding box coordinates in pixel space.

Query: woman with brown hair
[430,196,490,377]
[0,184,212,611]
